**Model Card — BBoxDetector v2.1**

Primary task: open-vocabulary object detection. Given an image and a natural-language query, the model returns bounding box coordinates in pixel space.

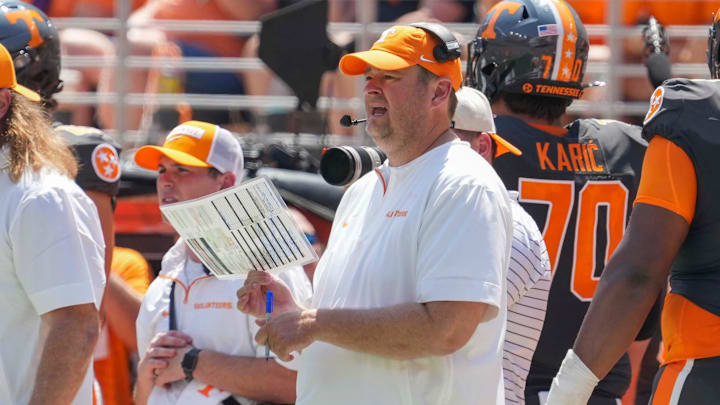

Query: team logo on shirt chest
[386,210,408,218]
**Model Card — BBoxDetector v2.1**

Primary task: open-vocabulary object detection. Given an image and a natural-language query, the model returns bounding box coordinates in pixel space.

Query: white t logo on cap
[166,125,206,143]
[376,28,397,44]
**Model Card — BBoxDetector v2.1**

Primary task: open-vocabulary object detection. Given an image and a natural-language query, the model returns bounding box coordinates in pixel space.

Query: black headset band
[409,22,461,62]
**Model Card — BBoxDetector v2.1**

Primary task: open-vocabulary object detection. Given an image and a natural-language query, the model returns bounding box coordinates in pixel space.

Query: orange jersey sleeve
[634,136,697,224]
[111,246,151,294]
[661,292,720,364]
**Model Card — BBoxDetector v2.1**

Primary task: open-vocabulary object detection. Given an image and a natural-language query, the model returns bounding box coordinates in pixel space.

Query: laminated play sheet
[160,177,318,279]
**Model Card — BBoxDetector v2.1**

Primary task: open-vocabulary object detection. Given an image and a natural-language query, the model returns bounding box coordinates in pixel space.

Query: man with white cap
[454,86,552,405]
[236,24,513,405]
[133,120,312,405]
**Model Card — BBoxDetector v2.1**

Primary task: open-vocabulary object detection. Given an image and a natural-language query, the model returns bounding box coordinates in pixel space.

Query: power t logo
[6,10,45,47]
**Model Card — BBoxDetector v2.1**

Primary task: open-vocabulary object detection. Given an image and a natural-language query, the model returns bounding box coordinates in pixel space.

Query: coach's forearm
[29,304,99,405]
[192,351,296,403]
[312,300,488,360]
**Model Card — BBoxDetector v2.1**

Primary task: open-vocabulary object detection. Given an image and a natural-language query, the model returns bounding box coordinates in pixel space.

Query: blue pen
[265,291,273,361]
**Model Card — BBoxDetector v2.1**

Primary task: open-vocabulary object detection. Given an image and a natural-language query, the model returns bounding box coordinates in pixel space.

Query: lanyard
[168,264,211,331]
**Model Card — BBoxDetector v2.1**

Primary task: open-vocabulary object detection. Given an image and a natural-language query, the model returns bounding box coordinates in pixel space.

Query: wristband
[181,348,202,382]
[545,349,599,405]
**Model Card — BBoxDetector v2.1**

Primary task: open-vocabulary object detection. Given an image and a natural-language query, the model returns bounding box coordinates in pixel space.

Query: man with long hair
[0,42,105,405]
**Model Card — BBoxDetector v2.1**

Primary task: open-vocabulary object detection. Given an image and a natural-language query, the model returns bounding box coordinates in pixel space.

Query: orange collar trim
[528,122,568,137]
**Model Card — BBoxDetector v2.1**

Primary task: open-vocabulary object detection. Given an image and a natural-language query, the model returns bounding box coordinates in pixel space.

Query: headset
[409,22,461,63]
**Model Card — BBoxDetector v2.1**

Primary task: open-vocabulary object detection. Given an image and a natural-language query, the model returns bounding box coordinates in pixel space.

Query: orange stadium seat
[570,0,720,25]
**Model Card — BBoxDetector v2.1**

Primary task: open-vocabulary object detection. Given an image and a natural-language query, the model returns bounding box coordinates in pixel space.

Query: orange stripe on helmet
[481,2,524,40]
[550,0,578,82]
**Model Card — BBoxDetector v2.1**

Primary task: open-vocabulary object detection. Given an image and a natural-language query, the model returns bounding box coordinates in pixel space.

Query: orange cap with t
[0,43,40,102]
[339,25,463,91]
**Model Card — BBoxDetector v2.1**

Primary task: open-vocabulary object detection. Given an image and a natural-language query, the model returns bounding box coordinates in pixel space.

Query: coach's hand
[236,270,298,318]
[254,309,317,362]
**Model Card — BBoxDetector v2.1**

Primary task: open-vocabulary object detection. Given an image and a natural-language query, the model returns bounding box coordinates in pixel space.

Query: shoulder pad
[574,118,646,146]
[642,78,720,141]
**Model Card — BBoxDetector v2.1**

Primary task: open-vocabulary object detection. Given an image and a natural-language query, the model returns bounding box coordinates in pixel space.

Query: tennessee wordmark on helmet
[467,0,589,102]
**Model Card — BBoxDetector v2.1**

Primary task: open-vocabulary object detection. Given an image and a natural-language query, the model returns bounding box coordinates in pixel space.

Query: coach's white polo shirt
[297,140,512,405]
[0,152,106,405]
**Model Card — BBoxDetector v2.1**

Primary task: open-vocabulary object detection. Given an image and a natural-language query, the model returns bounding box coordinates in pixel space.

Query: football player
[467,1,661,403]
[547,8,720,405]
[0,1,62,108]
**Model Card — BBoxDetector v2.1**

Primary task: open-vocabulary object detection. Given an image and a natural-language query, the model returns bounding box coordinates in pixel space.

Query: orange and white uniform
[136,239,311,405]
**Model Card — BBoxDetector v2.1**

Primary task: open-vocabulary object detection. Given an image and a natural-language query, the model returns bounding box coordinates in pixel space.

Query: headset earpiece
[409,22,461,63]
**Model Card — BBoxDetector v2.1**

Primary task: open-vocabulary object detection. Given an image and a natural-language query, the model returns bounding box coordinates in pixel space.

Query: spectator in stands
[23,0,147,129]
[31,0,147,17]
[100,0,272,134]
[568,0,720,123]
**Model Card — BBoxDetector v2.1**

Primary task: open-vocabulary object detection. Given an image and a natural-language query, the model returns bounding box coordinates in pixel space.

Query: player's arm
[579,203,685,370]
[547,136,695,404]
[102,272,145,351]
[28,304,100,405]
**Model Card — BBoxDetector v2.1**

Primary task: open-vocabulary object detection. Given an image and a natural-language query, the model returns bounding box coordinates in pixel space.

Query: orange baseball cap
[339,25,463,91]
[134,120,243,177]
[0,43,40,102]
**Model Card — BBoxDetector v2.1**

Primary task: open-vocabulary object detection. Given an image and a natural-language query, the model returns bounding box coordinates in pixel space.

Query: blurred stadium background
[41,0,719,272]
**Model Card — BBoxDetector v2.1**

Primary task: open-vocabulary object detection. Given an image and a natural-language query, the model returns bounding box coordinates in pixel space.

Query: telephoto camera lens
[320,146,387,186]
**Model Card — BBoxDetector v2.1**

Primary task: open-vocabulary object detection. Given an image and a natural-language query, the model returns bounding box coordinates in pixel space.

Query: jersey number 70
[519,178,629,301]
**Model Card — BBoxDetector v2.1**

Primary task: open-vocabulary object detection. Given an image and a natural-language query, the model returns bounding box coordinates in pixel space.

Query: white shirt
[0,151,106,405]
[136,239,312,405]
[297,140,513,405]
[503,192,551,405]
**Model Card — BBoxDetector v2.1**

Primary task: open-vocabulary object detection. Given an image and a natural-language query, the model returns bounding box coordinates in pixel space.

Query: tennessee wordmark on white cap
[134,120,244,180]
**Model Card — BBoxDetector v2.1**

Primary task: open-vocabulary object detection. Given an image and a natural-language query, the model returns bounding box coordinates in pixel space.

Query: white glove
[545,349,599,405]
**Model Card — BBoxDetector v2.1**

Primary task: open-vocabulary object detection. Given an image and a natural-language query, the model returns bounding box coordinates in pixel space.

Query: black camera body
[320,146,387,186]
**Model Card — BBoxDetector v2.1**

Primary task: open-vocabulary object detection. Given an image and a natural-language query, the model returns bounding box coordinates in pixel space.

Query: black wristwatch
[181,348,202,382]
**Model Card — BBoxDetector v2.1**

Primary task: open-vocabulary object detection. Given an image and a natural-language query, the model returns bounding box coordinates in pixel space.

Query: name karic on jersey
[536,141,605,173]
